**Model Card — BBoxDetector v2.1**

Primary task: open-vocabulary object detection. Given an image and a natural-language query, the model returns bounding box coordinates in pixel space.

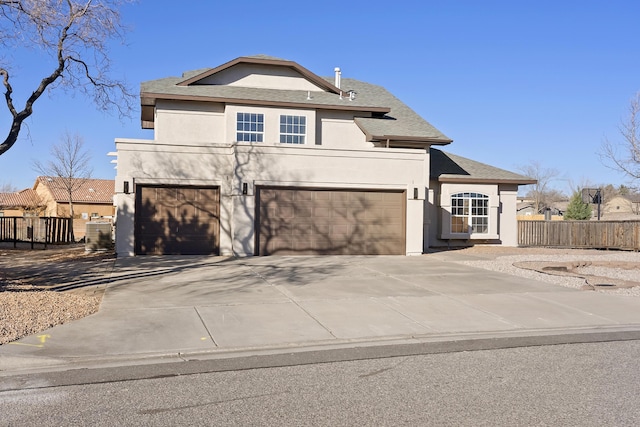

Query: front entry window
[451,192,489,234]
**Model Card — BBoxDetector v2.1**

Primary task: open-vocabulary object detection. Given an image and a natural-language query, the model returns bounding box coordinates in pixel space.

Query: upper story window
[451,192,489,234]
[279,115,306,144]
[236,113,264,142]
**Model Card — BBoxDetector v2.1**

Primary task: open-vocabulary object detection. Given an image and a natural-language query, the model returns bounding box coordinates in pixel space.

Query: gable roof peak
[176,55,341,94]
[243,54,290,62]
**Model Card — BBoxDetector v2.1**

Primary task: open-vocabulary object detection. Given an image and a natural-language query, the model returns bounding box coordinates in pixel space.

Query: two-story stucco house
[114,55,534,256]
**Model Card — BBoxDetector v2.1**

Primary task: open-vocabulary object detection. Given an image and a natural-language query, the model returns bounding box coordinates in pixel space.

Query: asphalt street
[2,340,639,426]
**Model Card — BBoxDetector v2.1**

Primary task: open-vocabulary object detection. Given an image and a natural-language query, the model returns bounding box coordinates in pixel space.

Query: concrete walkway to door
[2,253,640,375]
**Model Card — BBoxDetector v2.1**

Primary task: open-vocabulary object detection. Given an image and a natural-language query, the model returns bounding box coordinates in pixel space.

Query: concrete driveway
[2,254,640,372]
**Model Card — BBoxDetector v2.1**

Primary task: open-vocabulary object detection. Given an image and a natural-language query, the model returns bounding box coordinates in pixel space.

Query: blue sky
[1,0,639,195]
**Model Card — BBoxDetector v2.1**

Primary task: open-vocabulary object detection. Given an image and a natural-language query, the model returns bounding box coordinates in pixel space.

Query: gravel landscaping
[1,245,639,346]
[0,245,112,345]
[439,246,640,296]
[0,286,101,346]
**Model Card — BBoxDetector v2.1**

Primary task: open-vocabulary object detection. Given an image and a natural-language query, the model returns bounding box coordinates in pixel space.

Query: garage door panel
[312,207,331,218]
[270,205,295,219]
[293,205,313,218]
[275,190,293,203]
[332,192,351,203]
[314,191,332,201]
[135,186,220,255]
[294,191,313,202]
[291,223,315,236]
[258,187,405,255]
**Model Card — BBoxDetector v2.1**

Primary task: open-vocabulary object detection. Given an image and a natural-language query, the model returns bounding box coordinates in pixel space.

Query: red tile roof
[0,189,43,208]
[36,177,115,204]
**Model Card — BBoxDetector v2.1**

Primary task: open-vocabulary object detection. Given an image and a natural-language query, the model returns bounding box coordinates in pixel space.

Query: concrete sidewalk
[2,253,640,375]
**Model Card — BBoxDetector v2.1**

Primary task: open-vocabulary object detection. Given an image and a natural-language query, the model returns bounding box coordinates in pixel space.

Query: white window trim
[279,114,307,144]
[439,189,500,240]
[236,112,264,143]
[450,192,489,235]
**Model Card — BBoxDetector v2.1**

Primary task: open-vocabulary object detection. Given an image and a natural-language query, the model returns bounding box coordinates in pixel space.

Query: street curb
[2,326,640,392]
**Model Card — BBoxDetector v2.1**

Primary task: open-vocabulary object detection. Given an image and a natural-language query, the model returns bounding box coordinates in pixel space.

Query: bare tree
[601,92,640,186]
[0,182,17,192]
[517,160,561,213]
[0,0,135,156]
[33,131,92,228]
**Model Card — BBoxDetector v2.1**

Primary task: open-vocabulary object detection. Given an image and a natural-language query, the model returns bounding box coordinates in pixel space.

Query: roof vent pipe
[334,67,341,89]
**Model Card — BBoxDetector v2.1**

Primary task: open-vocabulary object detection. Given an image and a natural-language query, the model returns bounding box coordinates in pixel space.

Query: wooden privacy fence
[0,217,73,248]
[518,220,640,250]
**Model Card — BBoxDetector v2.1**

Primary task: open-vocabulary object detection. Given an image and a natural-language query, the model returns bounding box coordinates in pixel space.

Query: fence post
[30,218,34,250]
[44,218,49,249]
[13,217,17,248]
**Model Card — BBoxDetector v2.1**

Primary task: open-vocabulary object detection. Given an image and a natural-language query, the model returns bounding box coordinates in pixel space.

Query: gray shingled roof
[142,75,388,110]
[430,149,536,184]
[342,78,450,143]
[141,57,452,145]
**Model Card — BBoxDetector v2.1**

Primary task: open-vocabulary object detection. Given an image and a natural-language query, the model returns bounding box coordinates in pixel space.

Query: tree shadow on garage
[257,188,406,256]
[134,188,219,255]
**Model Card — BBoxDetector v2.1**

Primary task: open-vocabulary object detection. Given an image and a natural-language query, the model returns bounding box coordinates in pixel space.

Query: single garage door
[135,186,220,255]
[257,187,405,255]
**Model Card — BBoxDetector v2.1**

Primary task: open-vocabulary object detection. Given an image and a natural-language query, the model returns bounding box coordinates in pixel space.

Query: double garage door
[135,185,405,255]
[256,187,406,255]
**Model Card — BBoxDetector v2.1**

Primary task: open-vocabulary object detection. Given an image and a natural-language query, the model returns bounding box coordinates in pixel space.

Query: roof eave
[371,135,453,147]
[437,176,538,185]
[140,92,391,127]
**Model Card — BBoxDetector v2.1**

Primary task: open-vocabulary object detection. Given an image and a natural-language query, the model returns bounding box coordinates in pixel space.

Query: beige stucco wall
[34,181,57,217]
[114,139,428,257]
[497,185,519,246]
[155,100,225,144]
[0,208,24,216]
[318,110,371,148]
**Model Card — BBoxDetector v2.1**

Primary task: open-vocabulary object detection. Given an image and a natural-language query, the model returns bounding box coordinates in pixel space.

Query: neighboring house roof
[430,149,536,184]
[516,202,535,213]
[552,201,569,212]
[36,177,114,204]
[604,194,640,203]
[140,55,452,147]
[0,189,43,208]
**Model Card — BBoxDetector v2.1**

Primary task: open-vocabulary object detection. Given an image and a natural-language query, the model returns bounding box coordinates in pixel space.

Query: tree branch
[0,0,135,156]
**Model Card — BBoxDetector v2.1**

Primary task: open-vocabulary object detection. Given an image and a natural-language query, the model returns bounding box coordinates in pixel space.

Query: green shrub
[564,192,592,220]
